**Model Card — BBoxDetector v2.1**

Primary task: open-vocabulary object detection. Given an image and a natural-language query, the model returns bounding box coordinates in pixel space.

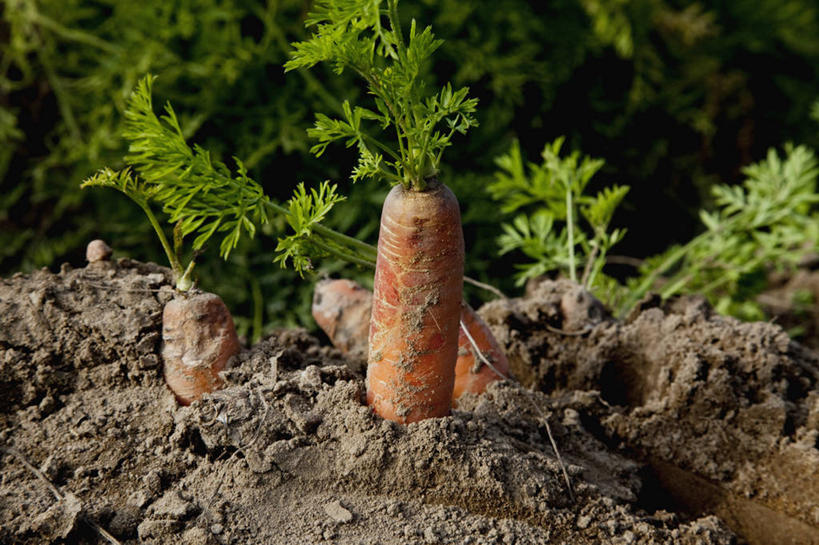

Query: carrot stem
[138,199,185,286]
[566,186,577,282]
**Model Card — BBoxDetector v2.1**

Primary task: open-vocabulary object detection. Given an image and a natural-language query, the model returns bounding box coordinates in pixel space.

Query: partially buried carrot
[162,291,240,405]
[314,278,509,407]
[453,303,510,403]
[312,278,372,359]
[367,182,464,423]
[287,0,480,423]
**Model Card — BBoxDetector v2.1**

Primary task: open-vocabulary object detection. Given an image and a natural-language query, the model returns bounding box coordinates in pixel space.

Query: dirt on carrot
[2,259,818,544]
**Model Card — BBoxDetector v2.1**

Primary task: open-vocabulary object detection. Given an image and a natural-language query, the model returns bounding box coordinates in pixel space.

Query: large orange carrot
[453,303,510,404]
[162,292,240,405]
[367,181,464,423]
[313,279,509,405]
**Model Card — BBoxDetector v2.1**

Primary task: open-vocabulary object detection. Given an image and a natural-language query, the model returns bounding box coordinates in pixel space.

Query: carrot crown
[285,0,478,191]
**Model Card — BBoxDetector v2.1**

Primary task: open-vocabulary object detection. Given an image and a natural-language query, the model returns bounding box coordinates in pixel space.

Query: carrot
[287,0,480,423]
[453,303,509,404]
[313,279,508,405]
[312,278,372,358]
[162,291,240,405]
[367,181,465,423]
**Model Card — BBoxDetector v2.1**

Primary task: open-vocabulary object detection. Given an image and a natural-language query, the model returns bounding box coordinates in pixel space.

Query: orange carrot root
[367,182,464,424]
[312,279,372,358]
[162,292,240,405]
[314,279,509,405]
[453,303,510,404]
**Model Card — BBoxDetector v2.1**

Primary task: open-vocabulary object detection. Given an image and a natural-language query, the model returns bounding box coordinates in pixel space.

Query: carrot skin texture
[315,279,508,403]
[312,279,372,359]
[453,303,510,404]
[162,292,240,405]
[367,182,464,424]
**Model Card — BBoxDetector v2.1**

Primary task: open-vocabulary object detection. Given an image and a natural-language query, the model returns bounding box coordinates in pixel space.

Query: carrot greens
[285,0,478,190]
[83,76,378,282]
[491,138,629,297]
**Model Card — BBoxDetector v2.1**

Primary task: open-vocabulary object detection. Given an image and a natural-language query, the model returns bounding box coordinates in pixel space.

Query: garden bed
[1,259,817,544]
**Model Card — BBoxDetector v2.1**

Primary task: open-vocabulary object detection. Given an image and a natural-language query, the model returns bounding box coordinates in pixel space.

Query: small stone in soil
[86,240,113,263]
[323,500,353,523]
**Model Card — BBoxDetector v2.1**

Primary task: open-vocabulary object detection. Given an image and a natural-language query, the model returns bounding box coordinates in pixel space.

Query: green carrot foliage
[624,144,819,319]
[286,0,478,190]
[491,138,629,298]
[84,76,377,287]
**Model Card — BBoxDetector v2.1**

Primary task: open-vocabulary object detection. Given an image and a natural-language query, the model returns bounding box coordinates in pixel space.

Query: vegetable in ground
[81,168,240,405]
[312,279,509,405]
[454,303,510,404]
[312,278,373,360]
[286,0,479,423]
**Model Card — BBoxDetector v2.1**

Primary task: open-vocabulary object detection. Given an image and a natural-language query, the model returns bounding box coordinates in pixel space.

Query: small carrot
[162,292,240,405]
[367,181,464,424]
[453,303,509,404]
[312,278,372,359]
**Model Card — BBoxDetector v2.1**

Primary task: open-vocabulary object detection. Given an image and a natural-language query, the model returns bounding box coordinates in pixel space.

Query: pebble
[323,499,354,523]
[38,395,56,415]
[143,470,163,493]
[86,239,113,262]
[385,501,402,517]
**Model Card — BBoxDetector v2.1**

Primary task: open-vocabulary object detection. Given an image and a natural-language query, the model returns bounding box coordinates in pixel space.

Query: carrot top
[285,0,478,191]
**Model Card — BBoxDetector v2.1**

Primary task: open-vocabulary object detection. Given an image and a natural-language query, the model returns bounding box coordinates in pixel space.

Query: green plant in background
[490,138,629,304]
[623,144,819,319]
[492,139,819,321]
[5,0,819,334]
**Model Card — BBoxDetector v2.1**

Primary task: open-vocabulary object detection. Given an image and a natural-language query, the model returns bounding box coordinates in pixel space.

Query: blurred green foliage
[3,0,819,336]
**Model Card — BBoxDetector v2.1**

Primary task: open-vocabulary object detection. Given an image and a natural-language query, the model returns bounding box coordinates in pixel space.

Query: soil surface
[761,264,819,351]
[1,259,817,544]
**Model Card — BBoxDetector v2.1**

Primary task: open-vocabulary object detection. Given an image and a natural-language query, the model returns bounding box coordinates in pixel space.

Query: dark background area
[2,0,818,336]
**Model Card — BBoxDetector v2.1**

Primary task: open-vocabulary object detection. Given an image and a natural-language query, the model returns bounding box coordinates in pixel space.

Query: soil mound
[1,260,816,543]
[483,278,819,544]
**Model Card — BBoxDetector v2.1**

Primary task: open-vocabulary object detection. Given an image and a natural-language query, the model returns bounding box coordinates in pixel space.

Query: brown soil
[484,278,819,545]
[761,266,819,351]
[0,260,816,544]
